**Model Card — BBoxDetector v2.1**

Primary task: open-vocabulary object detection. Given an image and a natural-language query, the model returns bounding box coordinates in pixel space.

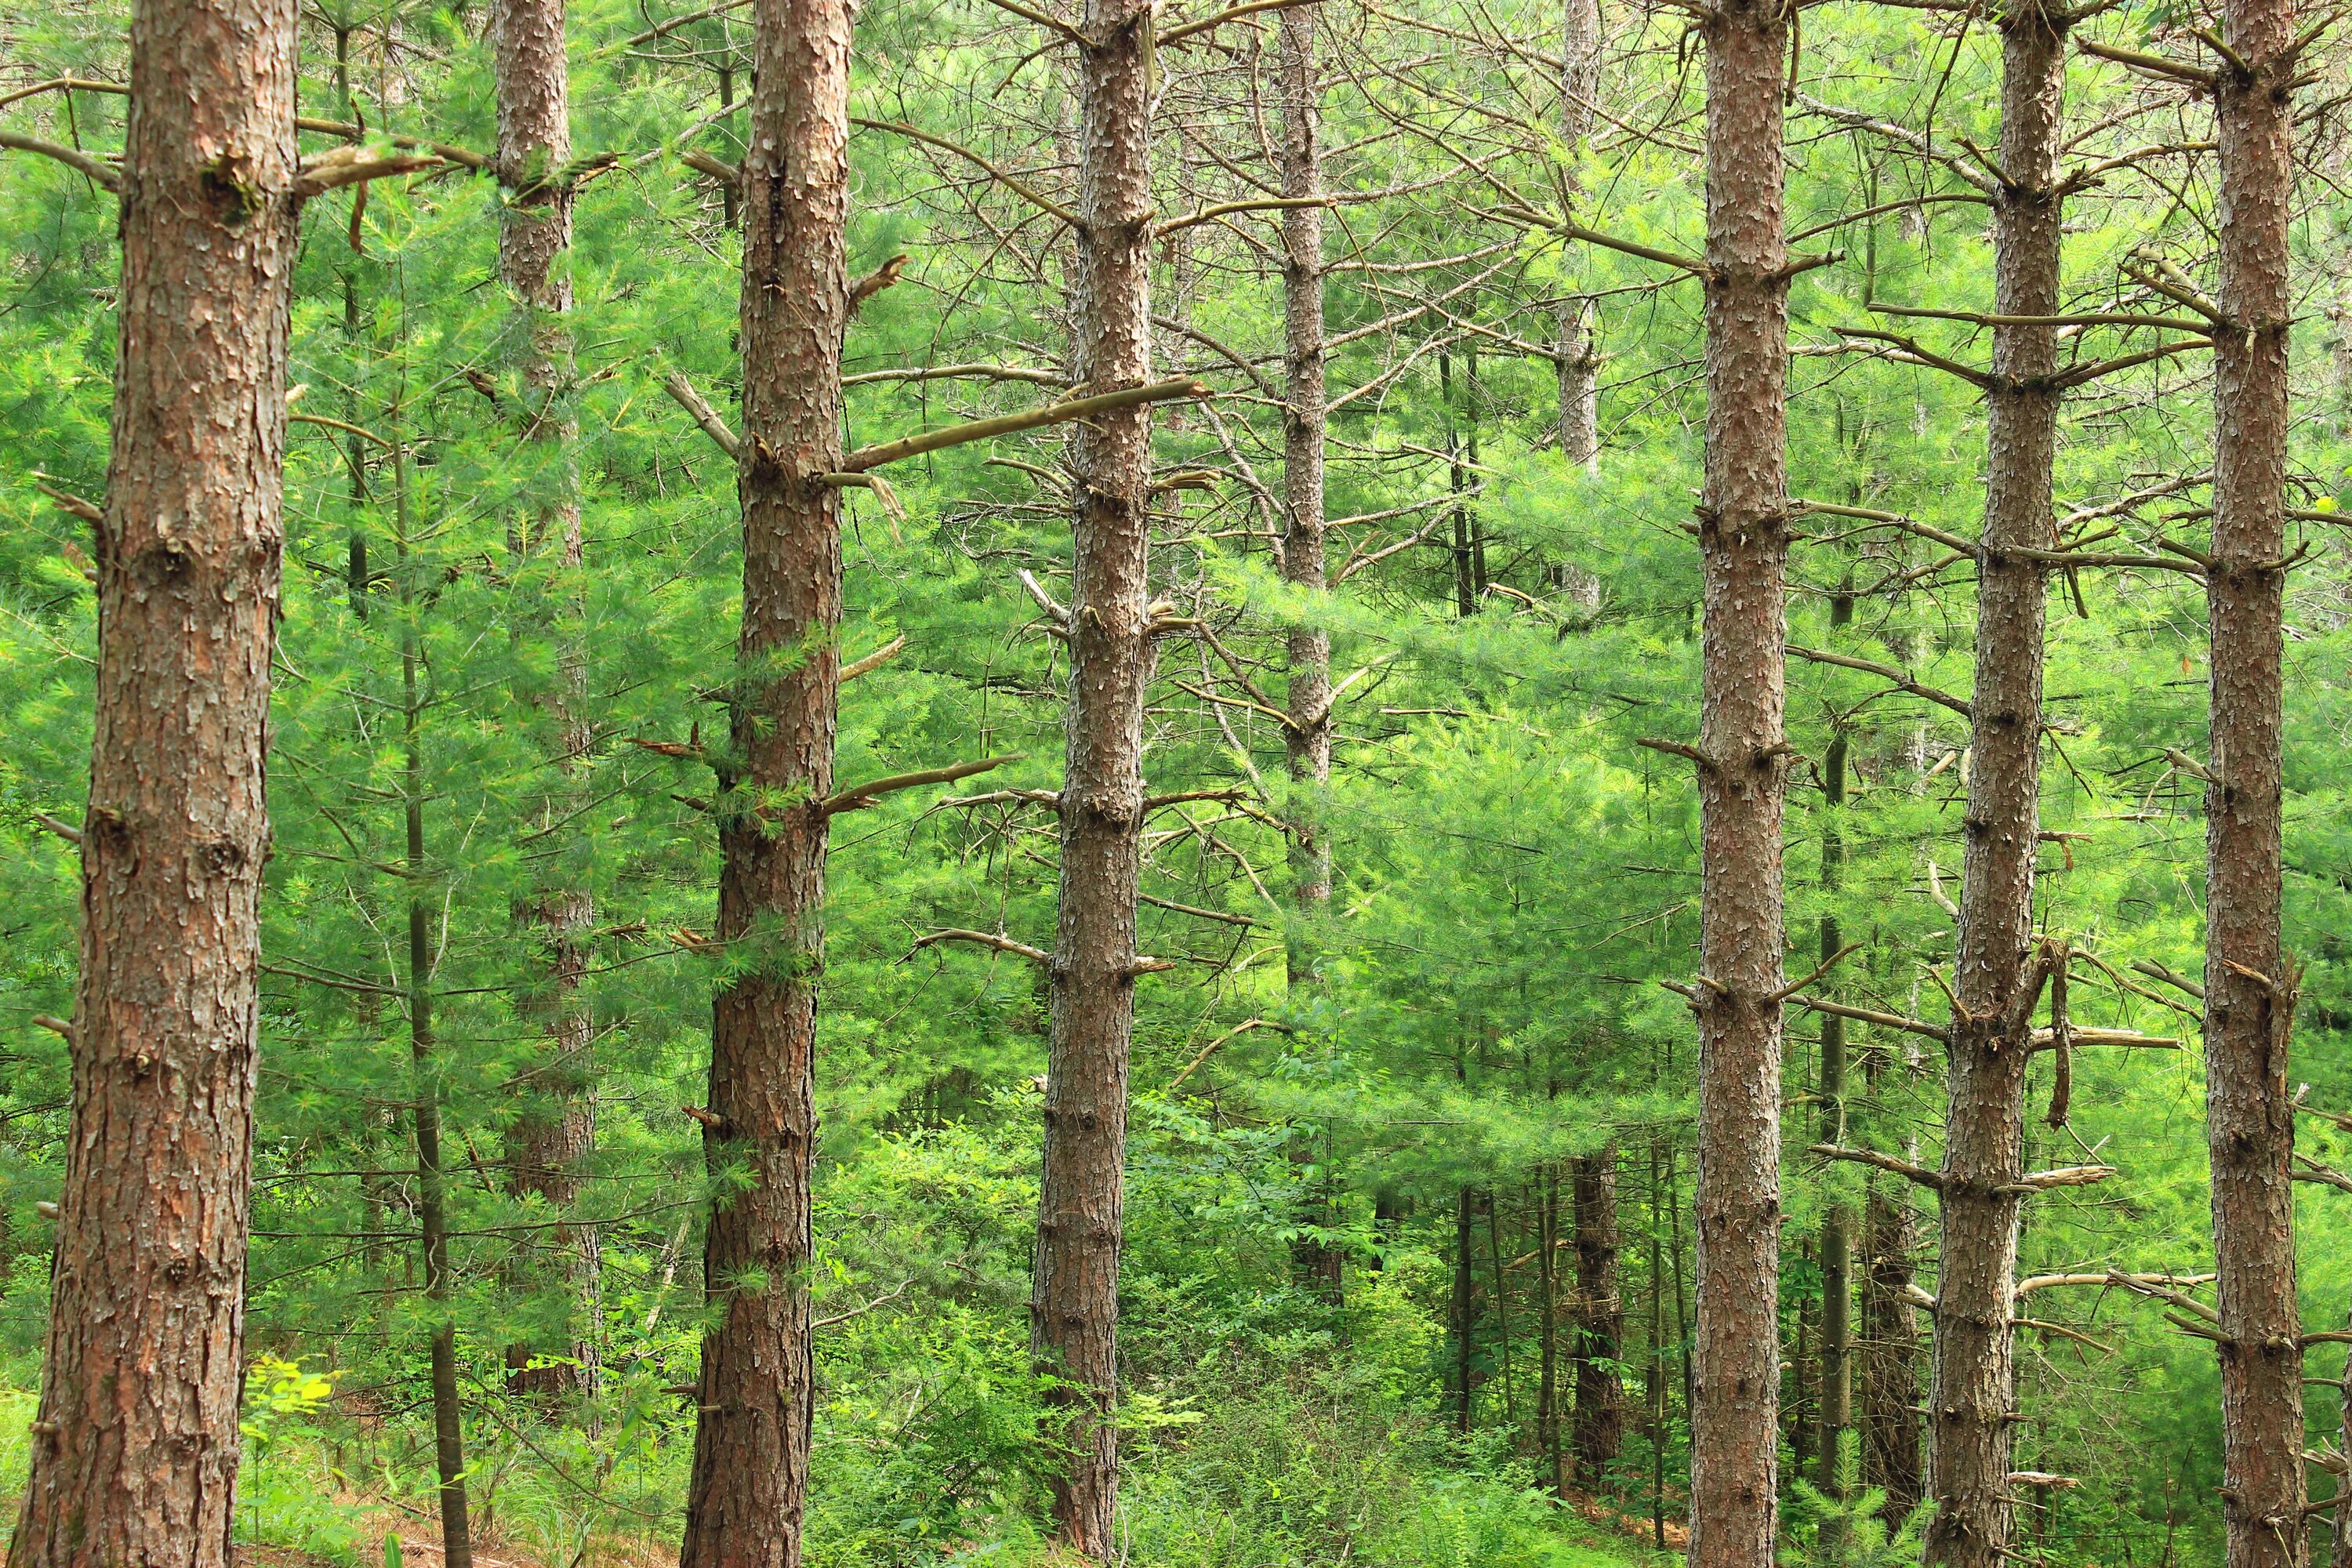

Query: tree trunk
[1277,0,1341,1302]
[1454,1184,1479,1432]
[1538,1163,1564,1492]
[403,490,474,1568]
[5,0,296,1555]
[2333,1293,2352,1568]
[1032,0,1157,1547]
[491,0,597,1401]
[1927,11,2065,1564]
[1490,1192,1517,1428]
[1687,0,1791,1559]
[2205,0,2307,1557]
[677,0,854,1559]
[1816,713,1853,1509]
[1570,1149,1624,1485]
[1859,1170,1923,1522]
[1556,0,1600,470]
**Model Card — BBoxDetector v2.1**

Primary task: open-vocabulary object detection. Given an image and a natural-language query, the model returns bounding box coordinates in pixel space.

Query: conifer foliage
[10,0,2352,1563]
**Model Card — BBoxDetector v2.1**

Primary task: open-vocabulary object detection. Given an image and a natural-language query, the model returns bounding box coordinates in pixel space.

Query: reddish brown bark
[1686,0,1791,1559]
[676,0,854,1559]
[1815,720,1851,1504]
[5,0,296,1561]
[491,0,597,1400]
[1927,10,2065,1563]
[2205,0,2307,1557]
[1537,1164,1565,1490]
[1858,1160,1923,1523]
[1276,0,1343,1301]
[1031,0,1156,1547]
[1570,1149,1625,1484]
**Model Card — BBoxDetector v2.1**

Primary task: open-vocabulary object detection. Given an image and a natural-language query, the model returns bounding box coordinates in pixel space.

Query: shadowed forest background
[5,0,2352,1559]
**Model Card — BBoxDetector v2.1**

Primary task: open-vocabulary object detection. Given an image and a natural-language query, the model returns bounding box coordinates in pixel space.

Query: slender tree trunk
[1571,1149,1625,1485]
[1539,1163,1565,1492]
[1454,1184,1479,1432]
[1277,0,1329,956]
[1816,708,1853,1512]
[1858,1033,1924,1525]
[1927,11,2065,1563]
[1686,0,1791,1559]
[2205,0,2307,1557]
[1646,1141,1668,1548]
[1277,0,1342,1301]
[1442,348,1475,615]
[401,456,474,1568]
[1557,0,1600,470]
[491,0,597,1402]
[1032,0,1157,1547]
[1490,1192,1517,1428]
[677,0,854,1559]
[1791,1279,1814,1476]
[2333,1294,2352,1568]
[5,0,296,1553]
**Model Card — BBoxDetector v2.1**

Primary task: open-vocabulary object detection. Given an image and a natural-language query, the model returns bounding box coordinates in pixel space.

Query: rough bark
[1926,10,2064,1564]
[1538,1164,1565,1492]
[2205,0,2307,1557]
[1858,1156,1923,1524]
[491,0,597,1400]
[405,568,474,1568]
[1686,0,1791,1560]
[1454,1183,1479,1432]
[1031,0,1157,1547]
[1816,712,1852,1509]
[1557,0,1601,470]
[1277,0,1330,985]
[677,0,854,1558]
[5,0,296,1557]
[1570,1149,1625,1484]
[1276,0,1341,1301]
[2335,1294,2352,1568]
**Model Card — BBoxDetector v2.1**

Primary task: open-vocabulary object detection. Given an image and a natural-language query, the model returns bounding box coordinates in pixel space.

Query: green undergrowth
[0,1369,1655,1568]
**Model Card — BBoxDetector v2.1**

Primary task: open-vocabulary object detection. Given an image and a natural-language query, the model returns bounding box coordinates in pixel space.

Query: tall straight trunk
[1816,709,1852,1504]
[1646,1142,1669,1548]
[1556,0,1600,469]
[1538,1163,1565,1491]
[677,0,854,1558]
[1454,1184,1479,1431]
[1490,1193,1517,1427]
[1032,0,1156,1547]
[1442,348,1475,615]
[5,0,296,1554]
[2205,0,2307,1558]
[491,0,597,1401]
[1571,1149,1625,1483]
[401,456,474,1568]
[1791,1280,1814,1475]
[1859,1171,1923,1519]
[1276,0,1329,954]
[1686,0,1791,1559]
[1927,9,2065,1563]
[1276,0,1342,1300]
[2334,1294,2352,1568]
[1858,1023,1924,1524]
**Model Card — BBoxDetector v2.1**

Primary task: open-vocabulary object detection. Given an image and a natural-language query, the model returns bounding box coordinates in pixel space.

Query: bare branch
[1810,1143,1945,1191]
[0,132,119,191]
[662,372,741,458]
[841,379,1210,472]
[824,755,1022,815]
[909,928,1050,966]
